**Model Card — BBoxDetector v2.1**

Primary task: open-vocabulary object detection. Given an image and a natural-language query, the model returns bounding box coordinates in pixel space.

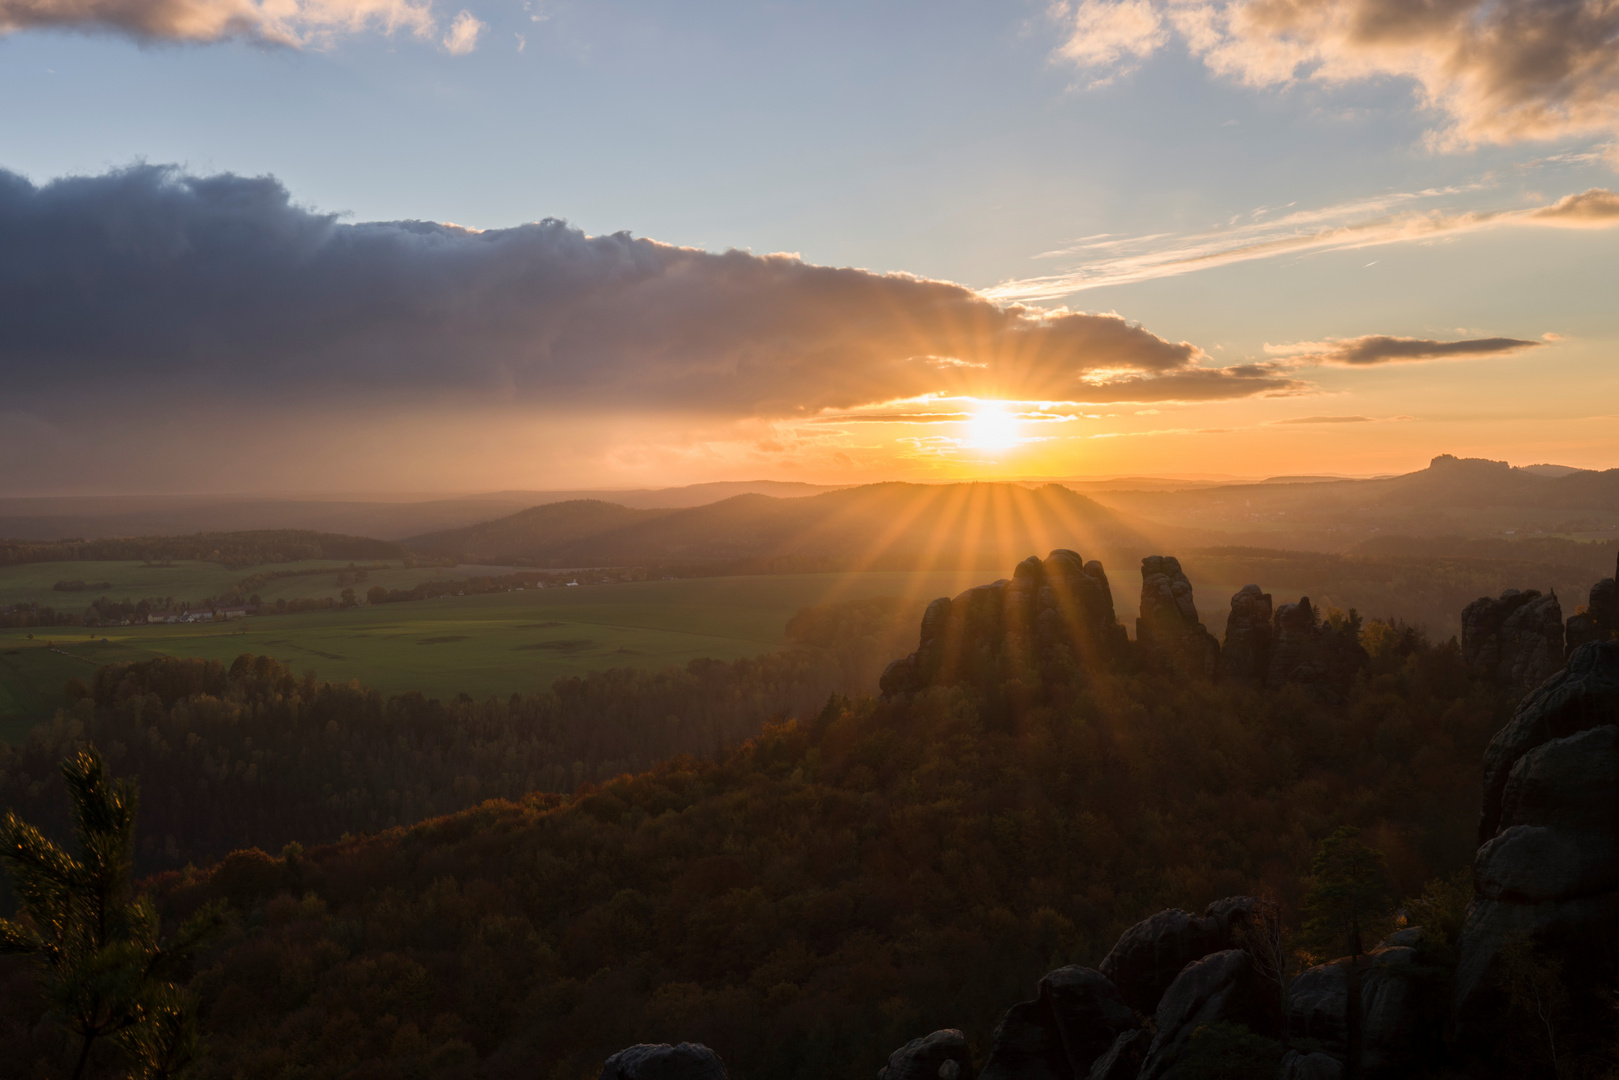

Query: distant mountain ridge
[406,482,1160,570]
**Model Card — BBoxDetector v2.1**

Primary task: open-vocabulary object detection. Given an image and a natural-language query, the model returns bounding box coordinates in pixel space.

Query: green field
[0,559,525,608]
[0,570,992,737]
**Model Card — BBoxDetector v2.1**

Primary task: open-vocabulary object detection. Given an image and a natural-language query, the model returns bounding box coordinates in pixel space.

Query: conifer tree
[1302,825,1393,1079]
[0,747,217,1080]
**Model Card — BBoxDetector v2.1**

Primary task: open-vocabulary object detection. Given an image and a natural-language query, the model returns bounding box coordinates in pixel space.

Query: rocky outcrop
[1099,896,1267,1016]
[1220,584,1273,683]
[1265,598,1369,703]
[1275,1051,1342,1080]
[880,551,1125,696]
[1564,552,1617,656]
[1284,929,1434,1077]
[1136,949,1282,1080]
[879,1029,971,1080]
[599,1043,729,1080]
[1455,640,1619,1045]
[1136,556,1219,678]
[1461,589,1565,691]
[978,966,1138,1080]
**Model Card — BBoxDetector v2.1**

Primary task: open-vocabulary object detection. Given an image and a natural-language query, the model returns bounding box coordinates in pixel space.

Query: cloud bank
[0,0,473,49]
[1057,0,1619,148]
[1269,334,1543,366]
[0,165,1307,416]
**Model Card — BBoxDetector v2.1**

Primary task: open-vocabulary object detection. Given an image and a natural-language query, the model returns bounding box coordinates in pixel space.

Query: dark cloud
[1279,335,1542,366]
[0,164,1299,416]
[1532,188,1619,225]
[0,0,443,47]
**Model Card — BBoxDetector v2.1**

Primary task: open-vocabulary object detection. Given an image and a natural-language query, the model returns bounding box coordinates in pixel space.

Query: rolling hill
[407,482,1163,570]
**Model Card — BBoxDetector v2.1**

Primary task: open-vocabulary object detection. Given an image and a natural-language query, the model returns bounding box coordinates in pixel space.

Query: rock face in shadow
[1276,1051,1343,1080]
[599,1043,729,1080]
[1265,597,1369,704]
[878,1029,972,1080]
[1564,552,1618,656]
[1220,585,1273,683]
[1285,930,1433,1078]
[1085,1028,1151,1080]
[977,966,1138,1080]
[1461,589,1565,691]
[1135,949,1283,1080]
[1455,640,1619,1046]
[1097,897,1266,1017]
[880,551,1125,697]
[1136,556,1219,678]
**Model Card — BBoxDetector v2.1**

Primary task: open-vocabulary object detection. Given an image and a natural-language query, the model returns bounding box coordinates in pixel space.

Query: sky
[2,0,1618,494]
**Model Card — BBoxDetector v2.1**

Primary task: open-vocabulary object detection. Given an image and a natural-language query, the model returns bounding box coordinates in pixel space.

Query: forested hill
[407,482,1160,569]
[0,529,405,569]
[0,612,1514,1079]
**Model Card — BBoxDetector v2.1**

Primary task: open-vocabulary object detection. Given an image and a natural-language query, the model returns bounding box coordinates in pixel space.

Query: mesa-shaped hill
[1090,454,1619,550]
[406,481,1162,569]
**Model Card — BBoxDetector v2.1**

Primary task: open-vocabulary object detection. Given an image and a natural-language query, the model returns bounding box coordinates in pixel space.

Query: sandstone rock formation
[1461,589,1565,691]
[1220,584,1273,683]
[1564,551,1618,656]
[599,1043,729,1080]
[1136,556,1220,677]
[880,551,1125,696]
[978,966,1138,1080]
[1265,598,1369,703]
[879,1029,972,1080]
[1455,640,1619,1047]
[1136,949,1283,1080]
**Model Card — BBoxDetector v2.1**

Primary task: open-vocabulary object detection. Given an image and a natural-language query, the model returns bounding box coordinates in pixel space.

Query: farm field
[0,569,993,737]
[0,559,525,608]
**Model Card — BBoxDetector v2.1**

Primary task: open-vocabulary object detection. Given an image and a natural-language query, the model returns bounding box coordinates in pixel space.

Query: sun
[965,400,1021,451]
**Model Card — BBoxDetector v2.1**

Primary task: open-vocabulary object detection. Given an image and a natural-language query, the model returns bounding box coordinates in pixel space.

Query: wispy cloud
[1267,335,1543,367]
[987,186,1619,300]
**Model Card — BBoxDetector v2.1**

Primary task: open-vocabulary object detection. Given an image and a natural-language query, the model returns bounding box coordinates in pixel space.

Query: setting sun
[965,401,1021,451]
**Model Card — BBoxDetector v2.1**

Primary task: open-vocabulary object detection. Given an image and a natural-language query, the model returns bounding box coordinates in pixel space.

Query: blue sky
[2,0,1618,491]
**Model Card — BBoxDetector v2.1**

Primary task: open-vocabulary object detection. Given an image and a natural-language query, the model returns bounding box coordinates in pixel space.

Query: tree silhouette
[0,747,217,1080]
[1302,826,1394,1079]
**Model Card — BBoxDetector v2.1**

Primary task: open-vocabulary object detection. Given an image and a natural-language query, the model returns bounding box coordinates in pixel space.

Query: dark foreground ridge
[604,640,1619,1078]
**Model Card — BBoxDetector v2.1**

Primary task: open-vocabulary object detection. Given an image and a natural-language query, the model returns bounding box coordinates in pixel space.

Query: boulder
[1461,589,1565,691]
[879,1029,972,1080]
[1086,1028,1151,1080]
[599,1043,728,1080]
[979,967,1137,1080]
[1136,949,1282,1080]
[1220,585,1273,683]
[1098,896,1264,1016]
[1136,555,1219,677]
[1265,598,1368,704]
[1275,1051,1342,1080]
